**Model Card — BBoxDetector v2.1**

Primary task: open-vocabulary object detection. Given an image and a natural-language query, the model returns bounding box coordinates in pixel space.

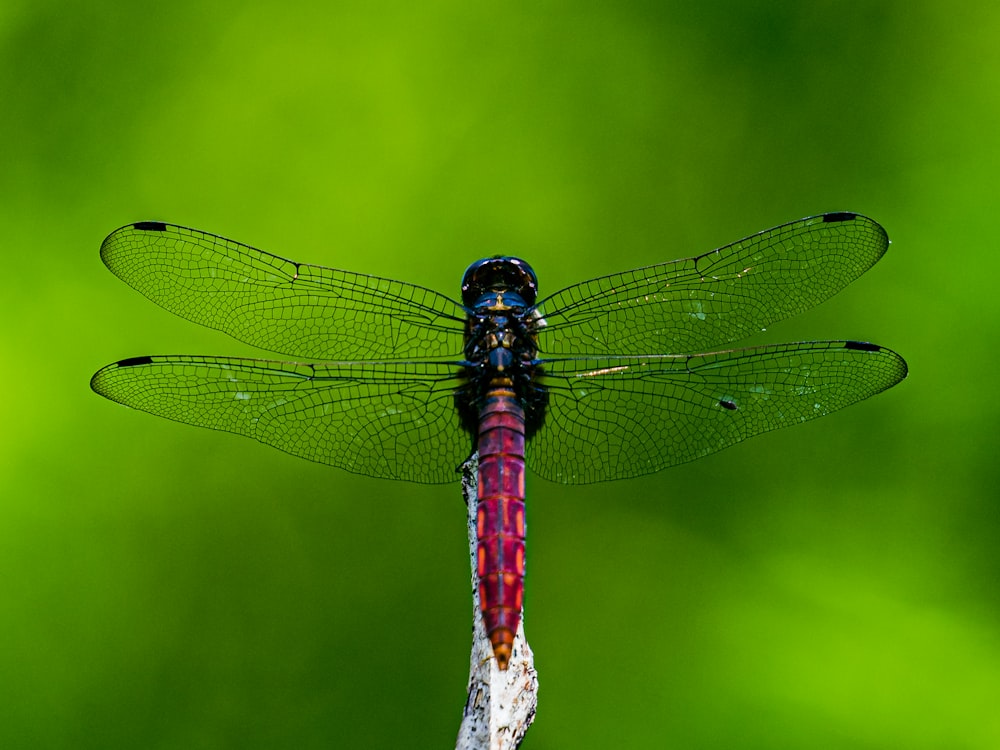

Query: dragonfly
[91,212,907,669]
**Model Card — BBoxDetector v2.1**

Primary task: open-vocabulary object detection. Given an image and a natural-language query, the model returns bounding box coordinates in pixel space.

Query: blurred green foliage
[2,1,998,747]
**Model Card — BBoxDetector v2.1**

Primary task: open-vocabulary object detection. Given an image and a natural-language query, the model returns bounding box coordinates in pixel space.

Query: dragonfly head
[462,256,538,308]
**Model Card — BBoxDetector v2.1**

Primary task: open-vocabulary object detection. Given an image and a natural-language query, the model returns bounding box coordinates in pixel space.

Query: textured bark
[455,454,538,750]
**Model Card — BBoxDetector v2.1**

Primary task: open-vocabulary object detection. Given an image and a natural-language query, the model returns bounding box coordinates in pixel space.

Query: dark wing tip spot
[845,340,881,352]
[133,221,167,232]
[719,398,738,411]
[117,355,154,367]
[822,212,858,223]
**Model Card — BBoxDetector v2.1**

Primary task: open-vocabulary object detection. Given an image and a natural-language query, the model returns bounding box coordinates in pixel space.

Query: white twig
[455,454,538,750]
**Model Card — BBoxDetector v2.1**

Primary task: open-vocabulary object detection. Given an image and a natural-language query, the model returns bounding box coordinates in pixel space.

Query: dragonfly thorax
[458,282,548,444]
[463,300,539,365]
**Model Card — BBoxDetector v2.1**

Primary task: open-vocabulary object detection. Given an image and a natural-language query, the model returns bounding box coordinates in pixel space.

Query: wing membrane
[535,213,889,356]
[529,340,907,483]
[91,355,469,483]
[100,222,466,360]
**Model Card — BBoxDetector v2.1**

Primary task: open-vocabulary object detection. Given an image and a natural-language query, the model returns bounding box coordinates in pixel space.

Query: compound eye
[461,258,493,306]
[461,257,538,307]
[505,258,538,305]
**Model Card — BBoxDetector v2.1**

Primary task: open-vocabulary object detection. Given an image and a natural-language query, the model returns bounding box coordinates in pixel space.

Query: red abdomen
[476,387,527,670]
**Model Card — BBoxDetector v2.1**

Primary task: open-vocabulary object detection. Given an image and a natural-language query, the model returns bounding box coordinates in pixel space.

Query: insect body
[92,213,907,668]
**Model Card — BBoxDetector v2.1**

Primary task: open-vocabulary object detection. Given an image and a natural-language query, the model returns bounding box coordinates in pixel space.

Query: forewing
[534,213,889,356]
[100,222,466,359]
[528,341,907,483]
[91,355,469,483]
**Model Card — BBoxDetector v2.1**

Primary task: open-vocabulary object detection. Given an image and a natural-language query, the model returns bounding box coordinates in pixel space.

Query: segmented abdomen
[476,387,527,670]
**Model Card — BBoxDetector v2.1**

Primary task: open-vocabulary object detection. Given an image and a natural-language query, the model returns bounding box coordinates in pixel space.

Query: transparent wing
[528,340,907,483]
[100,222,467,360]
[91,355,470,483]
[534,213,889,356]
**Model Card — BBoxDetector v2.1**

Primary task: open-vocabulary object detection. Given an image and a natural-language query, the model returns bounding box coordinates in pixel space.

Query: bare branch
[456,454,538,750]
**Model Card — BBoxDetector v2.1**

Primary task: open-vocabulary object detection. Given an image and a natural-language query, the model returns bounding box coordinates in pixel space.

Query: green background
[3,2,997,748]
